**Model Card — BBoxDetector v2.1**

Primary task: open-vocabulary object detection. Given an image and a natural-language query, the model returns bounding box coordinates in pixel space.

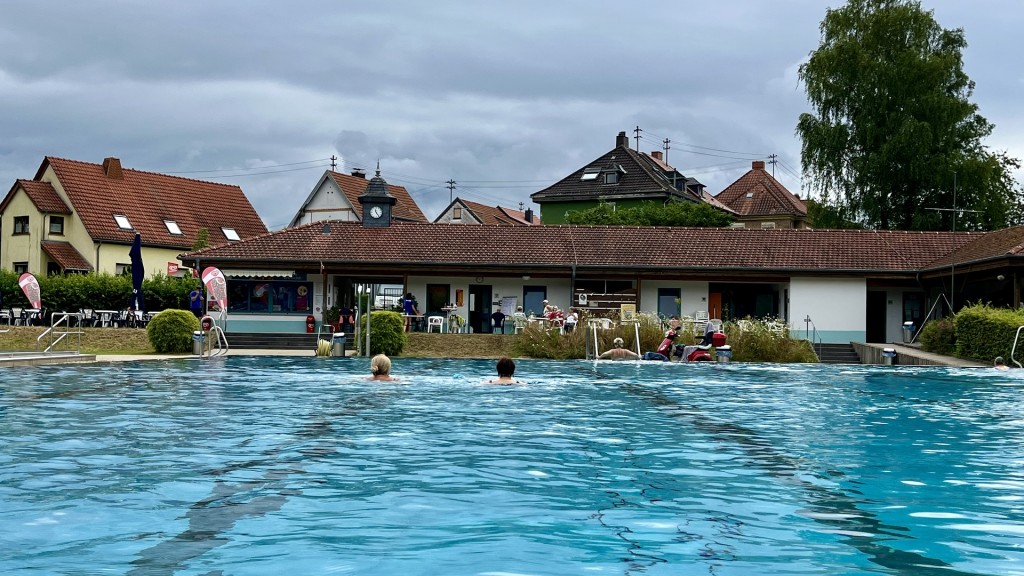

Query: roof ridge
[46,156,244,190]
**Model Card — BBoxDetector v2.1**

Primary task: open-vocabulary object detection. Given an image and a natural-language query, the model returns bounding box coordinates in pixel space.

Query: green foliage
[564,200,734,227]
[192,228,210,252]
[146,309,199,353]
[0,269,197,317]
[918,317,956,356]
[368,310,407,356]
[805,198,864,229]
[512,312,676,359]
[797,0,1021,231]
[953,302,1024,362]
[724,318,818,363]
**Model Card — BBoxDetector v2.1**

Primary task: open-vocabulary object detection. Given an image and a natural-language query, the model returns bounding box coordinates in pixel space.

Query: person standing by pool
[189,288,203,319]
[369,354,398,381]
[401,293,419,332]
[994,356,1010,371]
[600,337,640,360]
[488,357,521,384]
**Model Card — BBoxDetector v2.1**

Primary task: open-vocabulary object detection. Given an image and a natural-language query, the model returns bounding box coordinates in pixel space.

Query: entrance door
[708,292,722,320]
[523,286,546,317]
[469,284,492,333]
[426,284,450,317]
[866,291,887,343]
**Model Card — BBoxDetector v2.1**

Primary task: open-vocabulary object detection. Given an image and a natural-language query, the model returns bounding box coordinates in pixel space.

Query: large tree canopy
[563,201,733,227]
[797,0,1021,231]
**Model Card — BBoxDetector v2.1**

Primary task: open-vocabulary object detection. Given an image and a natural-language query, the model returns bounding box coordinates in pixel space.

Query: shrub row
[0,269,200,319]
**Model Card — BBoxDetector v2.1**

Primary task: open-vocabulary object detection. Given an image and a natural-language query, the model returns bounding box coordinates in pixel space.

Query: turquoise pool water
[2,357,1023,575]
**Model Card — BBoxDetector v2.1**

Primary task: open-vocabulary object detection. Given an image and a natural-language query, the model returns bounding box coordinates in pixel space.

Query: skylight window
[114,215,132,230]
[222,227,240,241]
[164,220,182,235]
[580,167,600,181]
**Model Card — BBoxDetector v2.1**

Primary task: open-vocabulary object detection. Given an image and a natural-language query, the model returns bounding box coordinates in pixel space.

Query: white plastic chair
[426,316,444,333]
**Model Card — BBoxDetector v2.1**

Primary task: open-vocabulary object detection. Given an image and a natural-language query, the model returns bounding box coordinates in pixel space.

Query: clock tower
[357,164,397,228]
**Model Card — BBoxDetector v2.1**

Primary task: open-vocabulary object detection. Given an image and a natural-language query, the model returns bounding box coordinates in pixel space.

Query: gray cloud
[1,0,1020,229]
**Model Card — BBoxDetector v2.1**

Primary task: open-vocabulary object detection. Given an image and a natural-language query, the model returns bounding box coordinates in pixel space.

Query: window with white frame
[164,220,182,235]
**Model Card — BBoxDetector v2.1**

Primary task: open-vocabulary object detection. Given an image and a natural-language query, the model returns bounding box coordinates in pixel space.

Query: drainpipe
[95,241,102,273]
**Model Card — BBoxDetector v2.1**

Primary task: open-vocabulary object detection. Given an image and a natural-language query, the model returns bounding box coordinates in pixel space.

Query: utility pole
[633,126,642,150]
[767,154,778,178]
[446,179,457,203]
[926,173,978,312]
[330,155,337,171]
[662,138,671,163]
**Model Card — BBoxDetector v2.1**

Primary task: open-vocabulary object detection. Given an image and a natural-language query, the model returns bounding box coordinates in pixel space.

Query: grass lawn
[2,327,518,358]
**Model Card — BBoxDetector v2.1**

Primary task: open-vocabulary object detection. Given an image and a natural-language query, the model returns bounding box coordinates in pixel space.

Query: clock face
[370,206,383,219]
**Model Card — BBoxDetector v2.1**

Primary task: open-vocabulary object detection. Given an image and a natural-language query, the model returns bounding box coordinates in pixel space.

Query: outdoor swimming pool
[2,357,1023,575]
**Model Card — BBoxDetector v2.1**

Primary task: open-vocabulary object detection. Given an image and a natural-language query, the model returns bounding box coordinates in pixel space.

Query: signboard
[619,303,637,322]
[167,262,179,276]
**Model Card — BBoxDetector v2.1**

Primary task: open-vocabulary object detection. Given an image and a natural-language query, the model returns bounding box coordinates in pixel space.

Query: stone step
[816,343,861,364]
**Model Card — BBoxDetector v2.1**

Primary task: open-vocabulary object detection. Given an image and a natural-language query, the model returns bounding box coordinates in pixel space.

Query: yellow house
[0,156,268,277]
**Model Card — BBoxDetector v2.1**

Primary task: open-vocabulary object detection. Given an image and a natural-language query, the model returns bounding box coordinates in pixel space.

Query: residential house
[433,197,539,225]
[530,131,727,224]
[715,160,810,229]
[286,168,427,227]
[0,156,267,278]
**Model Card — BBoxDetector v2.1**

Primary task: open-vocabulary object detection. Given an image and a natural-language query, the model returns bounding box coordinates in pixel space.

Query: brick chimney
[752,160,766,170]
[102,157,123,179]
[616,131,629,148]
[651,151,663,161]
[351,168,366,179]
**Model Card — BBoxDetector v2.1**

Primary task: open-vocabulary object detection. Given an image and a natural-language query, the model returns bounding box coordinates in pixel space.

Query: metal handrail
[38,312,84,354]
[199,315,229,358]
[1010,326,1024,369]
[803,315,824,359]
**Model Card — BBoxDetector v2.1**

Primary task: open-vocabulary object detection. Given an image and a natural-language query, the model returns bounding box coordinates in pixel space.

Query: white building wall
[790,277,866,343]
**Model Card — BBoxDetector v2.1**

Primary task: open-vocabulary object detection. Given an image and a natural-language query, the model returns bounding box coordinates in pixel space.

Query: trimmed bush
[368,310,407,356]
[147,309,200,353]
[954,302,1024,362]
[918,317,956,356]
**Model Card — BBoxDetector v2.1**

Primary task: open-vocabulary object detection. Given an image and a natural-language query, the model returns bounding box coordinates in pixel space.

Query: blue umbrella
[129,232,145,312]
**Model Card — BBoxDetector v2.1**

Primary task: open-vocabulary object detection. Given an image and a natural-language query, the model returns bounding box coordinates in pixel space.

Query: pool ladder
[1010,326,1024,369]
[199,315,229,358]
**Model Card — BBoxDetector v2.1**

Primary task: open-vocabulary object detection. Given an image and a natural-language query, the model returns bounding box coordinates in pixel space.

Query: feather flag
[18,273,41,310]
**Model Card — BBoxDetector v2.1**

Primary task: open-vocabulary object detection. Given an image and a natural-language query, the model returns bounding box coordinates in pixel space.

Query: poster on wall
[500,296,517,316]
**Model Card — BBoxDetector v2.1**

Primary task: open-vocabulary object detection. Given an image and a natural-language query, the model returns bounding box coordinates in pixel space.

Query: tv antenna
[926,173,979,311]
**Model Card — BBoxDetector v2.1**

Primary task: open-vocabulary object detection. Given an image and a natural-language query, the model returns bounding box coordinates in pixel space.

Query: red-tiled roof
[181,221,979,276]
[326,171,426,222]
[922,226,1024,271]
[41,240,93,271]
[439,198,539,225]
[4,180,72,214]
[716,162,807,217]
[40,157,267,249]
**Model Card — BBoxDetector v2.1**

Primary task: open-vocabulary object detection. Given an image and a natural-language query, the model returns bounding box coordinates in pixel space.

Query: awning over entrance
[222,269,296,278]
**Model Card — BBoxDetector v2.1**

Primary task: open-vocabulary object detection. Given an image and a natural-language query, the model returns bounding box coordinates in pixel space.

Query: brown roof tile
[326,171,427,222]
[922,226,1024,270]
[41,157,267,249]
[181,222,978,276]
[12,180,72,214]
[454,199,537,225]
[41,240,93,271]
[716,162,807,217]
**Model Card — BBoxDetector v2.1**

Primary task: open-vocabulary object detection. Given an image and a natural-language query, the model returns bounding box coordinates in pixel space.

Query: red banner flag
[201,267,228,312]
[18,273,41,309]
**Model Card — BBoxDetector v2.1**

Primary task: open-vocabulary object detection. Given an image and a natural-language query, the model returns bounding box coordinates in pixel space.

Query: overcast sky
[2,1,1021,229]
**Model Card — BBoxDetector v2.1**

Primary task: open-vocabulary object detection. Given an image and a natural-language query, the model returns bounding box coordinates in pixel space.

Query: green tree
[564,201,733,227]
[192,227,210,252]
[797,0,1021,231]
